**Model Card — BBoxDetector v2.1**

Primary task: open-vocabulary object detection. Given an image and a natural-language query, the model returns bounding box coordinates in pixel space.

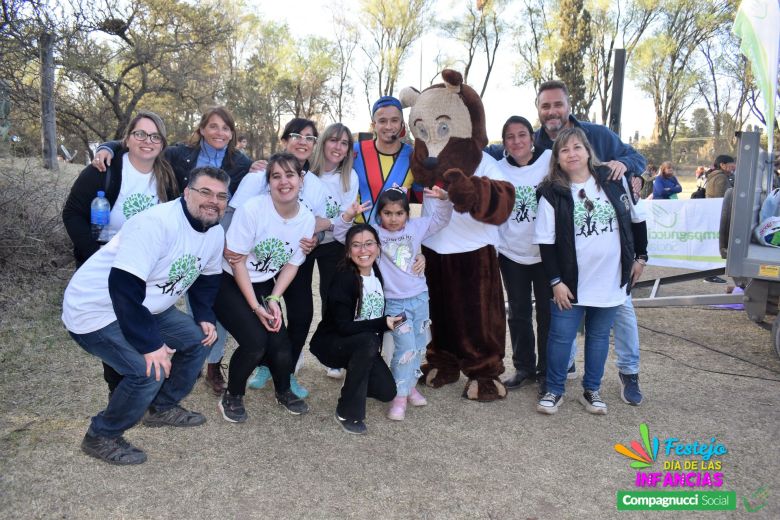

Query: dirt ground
[1,262,779,520]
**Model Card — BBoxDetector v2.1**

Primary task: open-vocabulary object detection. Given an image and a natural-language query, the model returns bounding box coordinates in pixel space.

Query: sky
[252,0,659,143]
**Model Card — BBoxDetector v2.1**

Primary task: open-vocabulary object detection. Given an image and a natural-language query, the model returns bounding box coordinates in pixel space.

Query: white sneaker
[326,368,345,379]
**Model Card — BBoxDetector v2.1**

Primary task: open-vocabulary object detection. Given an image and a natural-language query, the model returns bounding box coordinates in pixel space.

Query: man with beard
[62,166,229,465]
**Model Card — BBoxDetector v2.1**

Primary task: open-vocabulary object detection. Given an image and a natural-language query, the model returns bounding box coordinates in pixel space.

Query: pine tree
[554,0,592,118]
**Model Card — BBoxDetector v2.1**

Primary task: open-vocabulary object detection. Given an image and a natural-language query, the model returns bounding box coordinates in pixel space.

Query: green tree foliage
[359,290,384,320]
[251,238,291,273]
[554,0,592,119]
[513,0,558,93]
[157,253,198,295]
[689,107,712,137]
[512,185,537,223]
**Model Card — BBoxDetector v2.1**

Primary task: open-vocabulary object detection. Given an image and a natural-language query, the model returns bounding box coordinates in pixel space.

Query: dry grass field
[1,158,778,519]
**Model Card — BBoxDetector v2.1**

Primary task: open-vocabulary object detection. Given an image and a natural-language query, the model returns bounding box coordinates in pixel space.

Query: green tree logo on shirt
[156,254,200,295]
[512,185,537,223]
[325,196,339,219]
[575,198,617,237]
[359,291,384,320]
[123,193,155,219]
[251,238,292,273]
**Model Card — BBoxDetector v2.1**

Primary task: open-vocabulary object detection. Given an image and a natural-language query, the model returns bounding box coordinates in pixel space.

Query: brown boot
[204,360,226,395]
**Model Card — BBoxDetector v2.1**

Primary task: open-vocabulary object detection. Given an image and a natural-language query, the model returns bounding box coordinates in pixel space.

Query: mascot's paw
[419,364,460,388]
[443,168,477,213]
[461,377,507,402]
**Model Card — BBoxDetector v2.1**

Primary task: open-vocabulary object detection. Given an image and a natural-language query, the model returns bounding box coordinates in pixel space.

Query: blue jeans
[385,292,430,397]
[69,306,210,438]
[547,302,619,395]
[185,294,226,364]
[567,297,640,374]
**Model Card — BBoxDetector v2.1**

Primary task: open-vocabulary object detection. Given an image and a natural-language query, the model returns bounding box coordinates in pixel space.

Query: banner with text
[645,198,726,269]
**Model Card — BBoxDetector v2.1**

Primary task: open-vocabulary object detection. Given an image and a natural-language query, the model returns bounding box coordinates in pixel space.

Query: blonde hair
[309,123,354,192]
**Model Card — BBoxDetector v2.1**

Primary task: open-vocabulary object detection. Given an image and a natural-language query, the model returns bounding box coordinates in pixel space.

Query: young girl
[335,185,452,420]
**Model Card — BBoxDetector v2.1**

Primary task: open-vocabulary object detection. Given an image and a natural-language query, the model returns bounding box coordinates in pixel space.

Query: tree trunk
[39,30,58,172]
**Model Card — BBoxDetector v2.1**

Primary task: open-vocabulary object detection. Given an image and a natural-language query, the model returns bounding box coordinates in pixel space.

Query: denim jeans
[385,291,430,397]
[70,306,210,438]
[567,296,640,375]
[546,302,619,395]
[185,294,226,364]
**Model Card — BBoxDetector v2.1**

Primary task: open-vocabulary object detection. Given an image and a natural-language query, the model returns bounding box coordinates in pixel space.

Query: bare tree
[513,0,557,93]
[358,0,433,106]
[327,12,360,123]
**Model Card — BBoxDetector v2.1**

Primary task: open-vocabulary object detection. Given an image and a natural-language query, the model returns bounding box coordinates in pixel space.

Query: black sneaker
[704,276,727,284]
[219,392,247,423]
[80,431,147,465]
[335,412,367,435]
[501,371,534,390]
[567,362,577,380]
[619,373,643,406]
[536,392,563,414]
[143,405,206,427]
[276,389,309,415]
[580,390,608,415]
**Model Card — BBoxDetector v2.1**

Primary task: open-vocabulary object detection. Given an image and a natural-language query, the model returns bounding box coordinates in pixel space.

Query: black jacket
[62,152,176,265]
[100,141,251,195]
[536,166,648,302]
[309,266,390,354]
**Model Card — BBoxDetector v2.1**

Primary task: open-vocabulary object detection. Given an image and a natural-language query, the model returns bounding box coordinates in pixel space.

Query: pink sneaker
[408,387,428,407]
[387,396,407,421]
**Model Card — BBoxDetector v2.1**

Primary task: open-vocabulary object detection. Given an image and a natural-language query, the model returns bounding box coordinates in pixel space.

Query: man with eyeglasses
[63,166,230,465]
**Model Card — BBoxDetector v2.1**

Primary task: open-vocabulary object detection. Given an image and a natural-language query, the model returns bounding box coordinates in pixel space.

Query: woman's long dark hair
[339,223,382,319]
[122,111,179,201]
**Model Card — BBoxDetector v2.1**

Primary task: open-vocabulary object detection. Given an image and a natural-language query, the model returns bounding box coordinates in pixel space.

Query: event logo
[651,204,678,228]
[615,423,736,511]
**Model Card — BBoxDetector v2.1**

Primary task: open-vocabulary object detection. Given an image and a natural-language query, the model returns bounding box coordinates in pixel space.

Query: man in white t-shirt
[62,166,230,465]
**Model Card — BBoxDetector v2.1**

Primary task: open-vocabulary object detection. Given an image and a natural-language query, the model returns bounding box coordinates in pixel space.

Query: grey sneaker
[219,392,247,423]
[143,405,206,427]
[536,392,563,414]
[619,373,643,406]
[502,371,535,390]
[335,412,367,435]
[81,432,147,465]
[580,390,608,415]
[276,389,309,415]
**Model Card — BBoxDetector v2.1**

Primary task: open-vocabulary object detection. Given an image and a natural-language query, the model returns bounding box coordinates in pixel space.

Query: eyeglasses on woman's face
[349,240,378,250]
[130,130,163,144]
[288,133,318,144]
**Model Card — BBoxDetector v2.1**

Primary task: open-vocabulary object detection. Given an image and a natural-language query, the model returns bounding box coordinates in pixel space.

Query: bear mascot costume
[399,70,515,401]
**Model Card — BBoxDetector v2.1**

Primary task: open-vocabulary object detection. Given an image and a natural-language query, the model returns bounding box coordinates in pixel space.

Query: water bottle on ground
[90,190,110,242]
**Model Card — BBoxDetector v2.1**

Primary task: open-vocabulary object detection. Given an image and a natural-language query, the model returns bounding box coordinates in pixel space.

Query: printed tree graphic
[326,197,339,218]
[251,238,291,272]
[574,200,599,237]
[122,193,155,219]
[156,254,200,295]
[593,200,617,233]
[359,291,384,320]
[512,186,537,223]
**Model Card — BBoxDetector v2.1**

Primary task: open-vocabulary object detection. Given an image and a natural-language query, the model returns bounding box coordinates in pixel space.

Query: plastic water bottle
[90,190,110,242]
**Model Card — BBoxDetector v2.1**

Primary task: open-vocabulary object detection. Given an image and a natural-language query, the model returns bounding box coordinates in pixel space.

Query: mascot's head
[399,69,487,187]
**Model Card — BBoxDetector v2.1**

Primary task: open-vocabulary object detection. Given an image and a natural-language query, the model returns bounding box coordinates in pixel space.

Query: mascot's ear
[441,69,463,94]
[400,87,420,109]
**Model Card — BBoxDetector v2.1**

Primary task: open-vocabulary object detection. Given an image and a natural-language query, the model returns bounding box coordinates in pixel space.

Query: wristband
[635,254,649,262]
[550,277,561,288]
[265,294,282,303]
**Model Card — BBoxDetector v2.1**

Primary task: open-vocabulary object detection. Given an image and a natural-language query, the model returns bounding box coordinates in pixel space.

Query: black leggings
[214,273,292,396]
[280,240,344,365]
[311,331,396,421]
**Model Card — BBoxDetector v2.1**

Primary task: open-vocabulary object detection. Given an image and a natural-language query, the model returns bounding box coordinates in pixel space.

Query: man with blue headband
[353,96,418,223]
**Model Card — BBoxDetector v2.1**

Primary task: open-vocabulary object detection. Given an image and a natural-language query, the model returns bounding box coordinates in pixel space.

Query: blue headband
[372,96,402,116]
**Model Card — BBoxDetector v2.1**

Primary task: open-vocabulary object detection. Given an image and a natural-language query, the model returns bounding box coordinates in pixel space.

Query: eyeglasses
[578,189,594,212]
[289,133,318,144]
[350,240,378,250]
[190,186,229,202]
[130,130,163,144]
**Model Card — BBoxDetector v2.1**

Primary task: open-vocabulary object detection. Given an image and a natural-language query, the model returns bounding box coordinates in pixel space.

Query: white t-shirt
[357,272,385,320]
[223,194,315,283]
[497,149,551,264]
[422,152,507,254]
[229,169,328,219]
[106,154,159,238]
[317,168,359,244]
[534,176,644,307]
[62,199,225,334]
